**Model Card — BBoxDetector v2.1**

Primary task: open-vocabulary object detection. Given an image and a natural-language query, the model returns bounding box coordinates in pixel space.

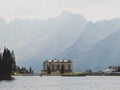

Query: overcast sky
[0,0,120,22]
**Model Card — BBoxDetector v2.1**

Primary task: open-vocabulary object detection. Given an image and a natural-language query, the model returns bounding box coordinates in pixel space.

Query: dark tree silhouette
[15,65,34,75]
[47,66,51,74]
[61,65,65,74]
[0,47,16,80]
[29,66,34,74]
[0,53,2,61]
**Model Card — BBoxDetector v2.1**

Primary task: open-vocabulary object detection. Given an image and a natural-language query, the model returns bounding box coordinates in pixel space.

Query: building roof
[109,66,120,68]
[45,59,72,63]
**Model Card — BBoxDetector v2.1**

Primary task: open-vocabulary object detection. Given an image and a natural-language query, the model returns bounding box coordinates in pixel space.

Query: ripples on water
[0,76,120,90]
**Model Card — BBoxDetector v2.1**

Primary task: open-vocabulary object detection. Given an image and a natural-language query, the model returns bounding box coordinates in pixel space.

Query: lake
[0,76,120,90]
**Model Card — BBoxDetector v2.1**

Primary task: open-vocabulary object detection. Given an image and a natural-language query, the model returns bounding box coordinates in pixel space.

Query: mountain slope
[59,18,120,59]
[78,30,120,71]
[58,18,120,71]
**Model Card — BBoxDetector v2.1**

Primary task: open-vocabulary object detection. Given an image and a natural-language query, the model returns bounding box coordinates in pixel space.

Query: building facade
[109,66,120,72]
[41,59,73,75]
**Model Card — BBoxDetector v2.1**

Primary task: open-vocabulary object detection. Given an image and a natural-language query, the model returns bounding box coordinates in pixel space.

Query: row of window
[45,64,72,71]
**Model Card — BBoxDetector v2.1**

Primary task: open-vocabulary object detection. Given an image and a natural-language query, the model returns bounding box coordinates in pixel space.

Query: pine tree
[0,47,16,79]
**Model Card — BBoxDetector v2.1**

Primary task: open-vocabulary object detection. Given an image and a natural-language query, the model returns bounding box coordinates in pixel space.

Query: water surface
[0,76,120,90]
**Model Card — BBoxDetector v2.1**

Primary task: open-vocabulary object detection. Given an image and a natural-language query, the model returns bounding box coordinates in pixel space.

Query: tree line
[15,66,34,75]
[0,47,34,79]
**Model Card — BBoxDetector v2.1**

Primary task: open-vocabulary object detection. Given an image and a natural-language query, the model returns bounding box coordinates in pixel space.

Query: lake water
[0,76,120,90]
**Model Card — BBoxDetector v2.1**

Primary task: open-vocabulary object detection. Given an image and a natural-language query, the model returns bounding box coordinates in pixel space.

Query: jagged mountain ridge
[58,18,120,71]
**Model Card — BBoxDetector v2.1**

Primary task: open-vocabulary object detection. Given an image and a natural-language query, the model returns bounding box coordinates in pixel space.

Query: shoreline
[0,76,15,80]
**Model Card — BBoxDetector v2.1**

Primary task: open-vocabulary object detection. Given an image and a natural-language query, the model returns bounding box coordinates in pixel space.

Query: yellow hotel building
[41,59,73,75]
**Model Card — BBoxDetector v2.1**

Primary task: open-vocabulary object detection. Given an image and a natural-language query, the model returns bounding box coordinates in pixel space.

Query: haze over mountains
[1,11,120,72]
[58,18,120,71]
[0,11,87,72]
[79,30,120,71]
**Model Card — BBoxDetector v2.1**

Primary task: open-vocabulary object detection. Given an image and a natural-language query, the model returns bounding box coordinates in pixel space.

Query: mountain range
[1,11,120,73]
[0,11,87,72]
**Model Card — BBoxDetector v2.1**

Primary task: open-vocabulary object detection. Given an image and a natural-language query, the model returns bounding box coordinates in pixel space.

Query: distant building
[109,66,120,72]
[103,66,120,74]
[41,59,73,75]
